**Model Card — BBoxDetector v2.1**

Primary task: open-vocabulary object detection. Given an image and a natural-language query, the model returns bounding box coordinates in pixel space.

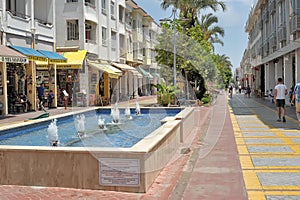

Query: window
[111,1,115,19]
[67,0,78,2]
[67,20,79,40]
[111,31,117,51]
[101,0,106,14]
[119,6,124,23]
[85,23,92,42]
[102,27,107,46]
[85,0,95,8]
[132,20,136,29]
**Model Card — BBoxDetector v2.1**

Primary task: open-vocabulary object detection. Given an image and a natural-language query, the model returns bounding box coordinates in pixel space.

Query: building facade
[0,0,161,116]
[243,0,300,97]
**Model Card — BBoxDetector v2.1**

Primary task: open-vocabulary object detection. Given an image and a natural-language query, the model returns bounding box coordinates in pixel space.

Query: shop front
[56,50,87,107]
[138,66,153,96]
[0,45,28,115]
[11,46,67,111]
[111,62,143,101]
[10,45,48,112]
[88,61,122,105]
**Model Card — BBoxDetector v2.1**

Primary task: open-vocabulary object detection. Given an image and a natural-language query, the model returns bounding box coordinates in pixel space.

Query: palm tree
[214,54,232,87]
[161,0,226,27]
[199,13,224,47]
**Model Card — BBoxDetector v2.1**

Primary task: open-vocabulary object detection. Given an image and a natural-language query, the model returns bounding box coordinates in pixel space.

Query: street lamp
[160,7,177,86]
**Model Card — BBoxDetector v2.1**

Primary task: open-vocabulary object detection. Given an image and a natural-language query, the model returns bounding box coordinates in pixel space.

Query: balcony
[269,32,277,48]
[6,11,31,35]
[278,25,287,42]
[263,42,269,57]
[269,0,276,14]
[289,13,300,34]
[262,9,269,22]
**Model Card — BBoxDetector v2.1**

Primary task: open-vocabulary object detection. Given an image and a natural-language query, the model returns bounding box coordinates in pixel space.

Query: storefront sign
[99,158,140,187]
[49,59,67,64]
[0,56,28,63]
[28,56,47,62]
[56,65,82,69]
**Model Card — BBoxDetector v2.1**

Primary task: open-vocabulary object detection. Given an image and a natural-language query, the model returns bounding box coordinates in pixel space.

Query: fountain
[135,100,141,115]
[111,103,120,124]
[47,119,59,146]
[75,114,85,137]
[125,106,132,119]
[98,116,106,130]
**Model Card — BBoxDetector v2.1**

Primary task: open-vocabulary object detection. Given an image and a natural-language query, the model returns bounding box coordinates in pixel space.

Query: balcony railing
[6,9,30,19]
[278,25,287,42]
[269,32,277,48]
[269,0,276,14]
[263,41,269,56]
[289,13,300,34]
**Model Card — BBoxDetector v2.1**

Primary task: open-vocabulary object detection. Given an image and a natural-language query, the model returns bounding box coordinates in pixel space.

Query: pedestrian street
[229,93,300,200]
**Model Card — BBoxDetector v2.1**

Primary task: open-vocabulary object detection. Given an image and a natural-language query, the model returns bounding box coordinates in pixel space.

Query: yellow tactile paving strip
[229,101,300,200]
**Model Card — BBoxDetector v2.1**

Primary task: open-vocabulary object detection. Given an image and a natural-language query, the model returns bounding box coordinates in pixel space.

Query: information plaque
[99,158,140,187]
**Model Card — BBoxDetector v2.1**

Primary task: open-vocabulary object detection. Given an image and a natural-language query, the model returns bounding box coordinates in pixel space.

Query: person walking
[246,85,251,98]
[274,77,288,122]
[37,83,45,110]
[291,82,300,121]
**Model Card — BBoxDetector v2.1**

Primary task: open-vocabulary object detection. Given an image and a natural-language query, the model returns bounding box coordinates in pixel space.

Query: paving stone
[252,157,300,166]
[283,132,300,137]
[244,138,283,144]
[242,132,277,137]
[257,172,300,186]
[247,146,294,153]
[240,127,270,131]
[291,138,300,143]
[267,196,300,200]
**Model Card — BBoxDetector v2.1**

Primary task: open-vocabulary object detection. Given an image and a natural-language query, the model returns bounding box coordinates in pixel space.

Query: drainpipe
[1,0,6,45]
[31,0,35,49]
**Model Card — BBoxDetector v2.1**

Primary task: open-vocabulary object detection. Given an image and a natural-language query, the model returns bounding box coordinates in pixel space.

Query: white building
[244,0,300,97]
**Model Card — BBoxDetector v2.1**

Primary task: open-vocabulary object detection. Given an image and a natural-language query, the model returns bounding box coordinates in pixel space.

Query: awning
[35,60,49,70]
[112,62,143,78]
[37,50,67,64]
[0,45,28,63]
[150,69,160,78]
[10,45,47,62]
[139,66,153,79]
[111,62,136,71]
[89,62,122,79]
[56,50,87,69]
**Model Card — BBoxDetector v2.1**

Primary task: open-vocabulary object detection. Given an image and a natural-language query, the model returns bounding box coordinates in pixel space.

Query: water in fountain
[125,106,132,119]
[47,119,59,146]
[98,116,106,130]
[111,103,120,124]
[135,100,141,115]
[75,114,85,137]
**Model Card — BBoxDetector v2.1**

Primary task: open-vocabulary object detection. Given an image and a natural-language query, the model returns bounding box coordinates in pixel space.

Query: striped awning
[88,62,122,79]
[112,62,143,78]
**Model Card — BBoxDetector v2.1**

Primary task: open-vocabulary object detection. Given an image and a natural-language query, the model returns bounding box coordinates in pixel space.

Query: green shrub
[201,95,211,105]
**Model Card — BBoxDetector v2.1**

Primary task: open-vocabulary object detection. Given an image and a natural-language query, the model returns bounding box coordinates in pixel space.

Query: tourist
[62,89,69,110]
[37,83,45,110]
[274,77,288,122]
[246,85,251,98]
[291,82,300,121]
[47,90,54,109]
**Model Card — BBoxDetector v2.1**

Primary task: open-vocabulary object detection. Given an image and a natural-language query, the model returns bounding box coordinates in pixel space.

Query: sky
[134,0,255,70]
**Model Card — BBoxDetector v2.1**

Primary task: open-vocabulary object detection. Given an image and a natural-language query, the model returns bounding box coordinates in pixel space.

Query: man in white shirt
[274,77,288,122]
